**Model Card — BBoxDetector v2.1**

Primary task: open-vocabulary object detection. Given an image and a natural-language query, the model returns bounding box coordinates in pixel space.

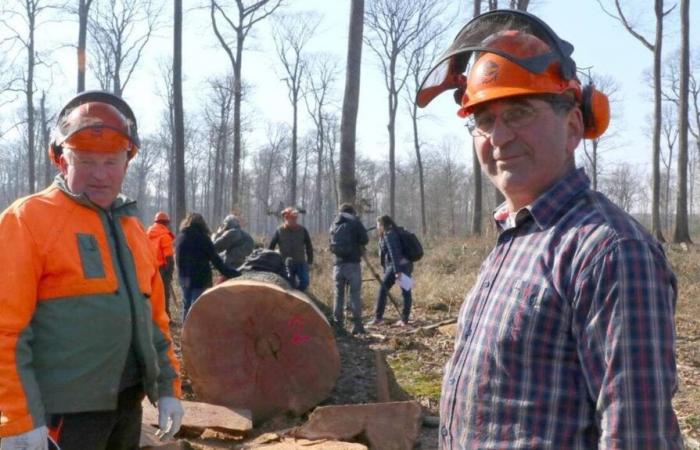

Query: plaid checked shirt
[439,168,682,449]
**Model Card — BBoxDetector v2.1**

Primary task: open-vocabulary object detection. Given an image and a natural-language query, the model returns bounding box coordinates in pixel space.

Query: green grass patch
[387,352,443,402]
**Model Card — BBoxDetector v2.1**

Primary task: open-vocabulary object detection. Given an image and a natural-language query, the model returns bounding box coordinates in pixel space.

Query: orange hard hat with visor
[49,90,141,166]
[415,10,609,139]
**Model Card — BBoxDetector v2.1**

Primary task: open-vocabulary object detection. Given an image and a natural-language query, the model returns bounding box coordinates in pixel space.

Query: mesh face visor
[415,10,578,109]
[53,102,137,151]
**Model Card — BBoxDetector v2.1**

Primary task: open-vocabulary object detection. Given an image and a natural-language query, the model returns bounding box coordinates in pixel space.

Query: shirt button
[483,280,490,288]
[464,327,471,338]
[449,377,456,385]
[441,426,448,437]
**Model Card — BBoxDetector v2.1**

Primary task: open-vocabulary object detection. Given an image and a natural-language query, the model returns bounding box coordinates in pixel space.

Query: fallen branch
[397,317,458,335]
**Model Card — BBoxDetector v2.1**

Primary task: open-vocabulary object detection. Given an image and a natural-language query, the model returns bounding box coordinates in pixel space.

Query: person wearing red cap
[148,212,176,318]
[417,11,681,449]
[0,91,183,449]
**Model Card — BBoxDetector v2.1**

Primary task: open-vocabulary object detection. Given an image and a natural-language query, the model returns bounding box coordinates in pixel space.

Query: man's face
[471,96,583,211]
[59,149,129,209]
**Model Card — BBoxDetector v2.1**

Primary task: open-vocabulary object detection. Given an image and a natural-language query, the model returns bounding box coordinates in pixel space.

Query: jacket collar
[53,174,137,217]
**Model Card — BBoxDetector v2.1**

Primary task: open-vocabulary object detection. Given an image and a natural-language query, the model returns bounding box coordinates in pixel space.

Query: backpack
[329,220,355,257]
[398,227,423,262]
[239,249,287,278]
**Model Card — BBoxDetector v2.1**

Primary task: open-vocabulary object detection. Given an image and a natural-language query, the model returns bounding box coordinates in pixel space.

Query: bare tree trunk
[651,0,665,241]
[366,0,442,217]
[210,1,283,208]
[26,2,37,194]
[600,0,669,241]
[410,102,426,234]
[673,0,691,243]
[272,13,319,207]
[388,83,397,217]
[40,92,51,188]
[471,0,483,236]
[290,89,298,206]
[232,37,242,207]
[471,143,482,235]
[593,141,598,190]
[77,0,92,92]
[173,0,186,224]
[339,0,364,205]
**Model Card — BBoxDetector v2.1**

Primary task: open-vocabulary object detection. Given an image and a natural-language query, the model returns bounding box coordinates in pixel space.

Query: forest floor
[167,234,700,449]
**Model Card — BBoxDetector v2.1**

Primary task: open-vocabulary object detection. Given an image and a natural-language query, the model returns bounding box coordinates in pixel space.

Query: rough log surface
[181,278,340,422]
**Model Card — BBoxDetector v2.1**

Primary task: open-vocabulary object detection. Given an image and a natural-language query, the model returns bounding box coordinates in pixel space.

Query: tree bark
[339,0,364,205]
[77,0,92,93]
[471,0,483,236]
[651,0,665,241]
[673,0,691,243]
[40,92,51,188]
[24,1,38,194]
[173,0,186,225]
[471,143,482,235]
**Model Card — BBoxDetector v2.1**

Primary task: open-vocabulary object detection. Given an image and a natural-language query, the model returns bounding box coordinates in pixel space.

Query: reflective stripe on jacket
[0,177,181,437]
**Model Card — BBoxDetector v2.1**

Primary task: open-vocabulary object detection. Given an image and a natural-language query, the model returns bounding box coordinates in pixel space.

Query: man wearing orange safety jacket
[148,212,176,317]
[0,91,183,450]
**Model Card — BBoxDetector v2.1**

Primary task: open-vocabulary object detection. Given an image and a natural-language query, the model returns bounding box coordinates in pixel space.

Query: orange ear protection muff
[49,90,140,166]
[580,83,610,139]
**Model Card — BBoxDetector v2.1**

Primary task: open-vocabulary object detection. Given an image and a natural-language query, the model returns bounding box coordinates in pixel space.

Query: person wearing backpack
[212,214,255,269]
[329,203,369,335]
[367,215,414,328]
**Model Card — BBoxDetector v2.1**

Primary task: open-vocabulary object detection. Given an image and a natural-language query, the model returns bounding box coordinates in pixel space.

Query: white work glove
[155,396,184,441]
[0,425,48,450]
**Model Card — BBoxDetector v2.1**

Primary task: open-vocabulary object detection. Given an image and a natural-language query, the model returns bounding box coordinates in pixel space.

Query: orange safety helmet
[416,10,609,139]
[155,211,170,223]
[457,30,580,116]
[49,90,140,166]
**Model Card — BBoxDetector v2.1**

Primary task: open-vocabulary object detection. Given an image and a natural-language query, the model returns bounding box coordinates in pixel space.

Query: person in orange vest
[0,91,182,449]
[148,211,175,317]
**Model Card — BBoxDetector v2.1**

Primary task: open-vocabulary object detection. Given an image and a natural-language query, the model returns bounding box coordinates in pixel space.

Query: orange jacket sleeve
[0,203,47,437]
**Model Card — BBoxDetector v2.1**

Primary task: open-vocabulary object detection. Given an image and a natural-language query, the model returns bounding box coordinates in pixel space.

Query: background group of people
[146,203,417,334]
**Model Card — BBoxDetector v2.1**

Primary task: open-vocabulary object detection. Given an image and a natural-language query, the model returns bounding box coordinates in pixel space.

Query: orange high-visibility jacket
[147,222,175,268]
[0,178,181,437]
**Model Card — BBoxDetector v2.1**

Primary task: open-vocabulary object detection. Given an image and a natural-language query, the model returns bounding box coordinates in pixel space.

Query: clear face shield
[415,10,579,110]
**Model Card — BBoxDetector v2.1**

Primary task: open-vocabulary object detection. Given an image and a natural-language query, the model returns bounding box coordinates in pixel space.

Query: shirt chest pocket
[77,233,106,279]
[499,279,551,341]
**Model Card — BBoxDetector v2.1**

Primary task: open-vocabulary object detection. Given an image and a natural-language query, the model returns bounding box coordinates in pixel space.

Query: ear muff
[581,83,610,139]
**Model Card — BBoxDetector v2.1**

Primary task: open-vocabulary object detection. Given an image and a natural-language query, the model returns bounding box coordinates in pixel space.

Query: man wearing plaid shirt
[416,10,682,450]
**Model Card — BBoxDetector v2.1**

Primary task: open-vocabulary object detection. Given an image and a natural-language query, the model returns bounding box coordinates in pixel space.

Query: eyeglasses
[64,152,128,171]
[466,103,553,138]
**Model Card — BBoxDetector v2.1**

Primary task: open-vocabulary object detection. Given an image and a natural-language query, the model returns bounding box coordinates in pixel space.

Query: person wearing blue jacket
[367,215,413,327]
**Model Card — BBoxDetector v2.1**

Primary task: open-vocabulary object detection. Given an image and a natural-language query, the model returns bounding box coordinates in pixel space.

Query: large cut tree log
[181,277,340,422]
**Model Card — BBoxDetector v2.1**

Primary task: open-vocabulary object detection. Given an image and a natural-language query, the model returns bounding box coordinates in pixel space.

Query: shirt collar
[493,167,590,231]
